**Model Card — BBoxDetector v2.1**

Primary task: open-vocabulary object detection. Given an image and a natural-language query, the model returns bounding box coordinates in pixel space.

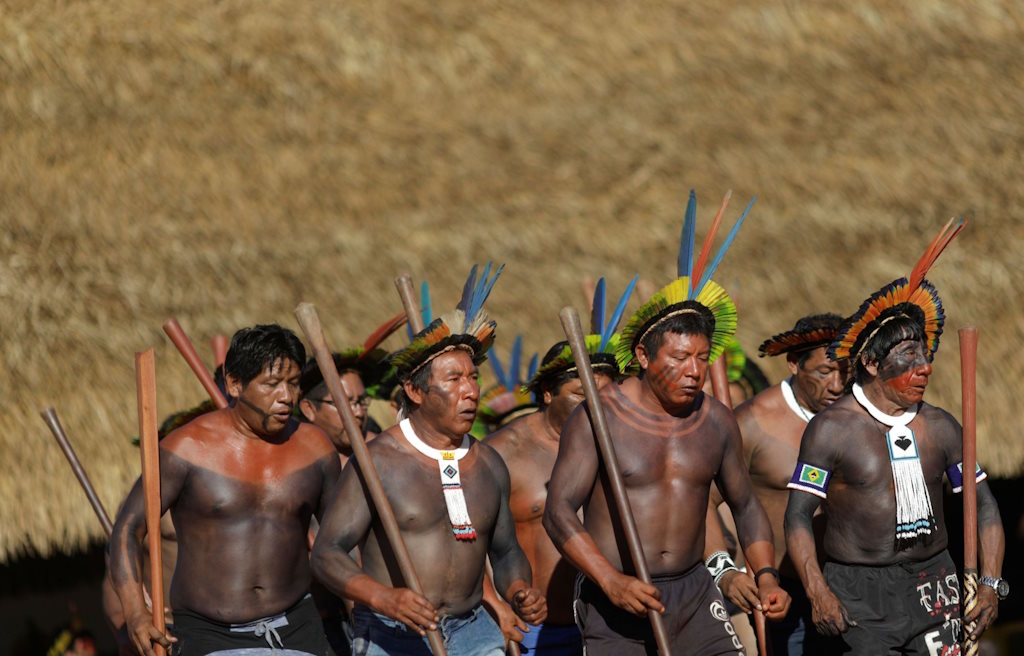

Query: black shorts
[573,563,745,656]
[173,593,331,656]
[821,550,962,655]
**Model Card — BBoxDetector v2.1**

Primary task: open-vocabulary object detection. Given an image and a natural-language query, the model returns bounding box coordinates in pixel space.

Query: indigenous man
[717,313,846,655]
[311,264,547,655]
[297,313,406,656]
[298,312,406,465]
[785,219,1006,654]
[485,276,637,655]
[109,324,341,656]
[544,193,789,655]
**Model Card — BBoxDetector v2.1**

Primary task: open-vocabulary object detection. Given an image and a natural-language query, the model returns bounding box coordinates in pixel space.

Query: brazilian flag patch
[787,462,832,499]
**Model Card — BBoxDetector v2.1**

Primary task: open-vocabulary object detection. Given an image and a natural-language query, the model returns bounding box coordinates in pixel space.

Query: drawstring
[254,620,284,652]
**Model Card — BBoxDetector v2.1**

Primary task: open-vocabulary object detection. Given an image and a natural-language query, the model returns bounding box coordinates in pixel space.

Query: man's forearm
[978,495,1005,580]
[489,547,533,602]
[311,545,376,606]
[556,532,620,590]
[785,526,828,598]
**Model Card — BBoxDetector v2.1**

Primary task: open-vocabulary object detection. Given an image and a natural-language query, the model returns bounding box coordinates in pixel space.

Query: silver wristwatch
[980,576,1009,600]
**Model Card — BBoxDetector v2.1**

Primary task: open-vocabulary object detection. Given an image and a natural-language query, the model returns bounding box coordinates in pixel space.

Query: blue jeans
[351,604,505,656]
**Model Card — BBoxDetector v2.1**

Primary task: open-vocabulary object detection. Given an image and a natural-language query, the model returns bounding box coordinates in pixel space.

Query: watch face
[997,580,1010,598]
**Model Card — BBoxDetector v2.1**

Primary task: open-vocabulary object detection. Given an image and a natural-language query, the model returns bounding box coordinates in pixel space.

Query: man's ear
[298,398,317,422]
[634,343,650,370]
[860,355,879,378]
[225,373,243,399]
[786,353,800,376]
[404,379,425,406]
[542,388,554,406]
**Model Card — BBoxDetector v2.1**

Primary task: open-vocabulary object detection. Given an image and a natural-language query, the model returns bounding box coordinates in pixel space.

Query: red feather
[906,217,966,295]
[691,190,732,286]
[359,311,408,360]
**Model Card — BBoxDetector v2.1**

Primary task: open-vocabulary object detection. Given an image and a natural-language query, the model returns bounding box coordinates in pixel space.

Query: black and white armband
[705,550,739,587]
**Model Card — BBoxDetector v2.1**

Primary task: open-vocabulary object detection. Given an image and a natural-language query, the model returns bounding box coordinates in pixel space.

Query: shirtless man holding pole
[311,264,547,655]
[109,324,341,656]
[544,192,789,655]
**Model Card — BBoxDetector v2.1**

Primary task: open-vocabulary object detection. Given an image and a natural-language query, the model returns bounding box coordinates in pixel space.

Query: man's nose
[825,371,844,393]
[917,360,933,377]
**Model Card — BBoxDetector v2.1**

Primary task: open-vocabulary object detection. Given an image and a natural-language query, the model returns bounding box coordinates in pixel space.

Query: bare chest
[507,448,557,522]
[836,424,947,490]
[179,462,323,519]
[385,455,502,534]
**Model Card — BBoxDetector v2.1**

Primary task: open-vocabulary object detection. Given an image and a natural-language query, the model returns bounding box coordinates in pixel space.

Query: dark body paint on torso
[162,411,336,623]
[816,396,952,565]
[582,380,728,577]
[356,428,505,616]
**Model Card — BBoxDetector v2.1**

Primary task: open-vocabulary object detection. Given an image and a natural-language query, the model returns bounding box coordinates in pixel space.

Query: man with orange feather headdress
[785,219,1006,654]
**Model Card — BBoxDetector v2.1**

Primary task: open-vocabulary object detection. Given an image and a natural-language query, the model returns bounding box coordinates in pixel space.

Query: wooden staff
[211,334,229,369]
[135,349,166,656]
[295,303,447,656]
[40,406,114,538]
[709,357,769,656]
[162,318,228,409]
[959,326,980,656]
[395,274,425,334]
[560,306,671,655]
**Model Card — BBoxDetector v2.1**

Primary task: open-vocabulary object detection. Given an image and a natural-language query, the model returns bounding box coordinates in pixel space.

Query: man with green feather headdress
[311,264,547,656]
[544,191,789,655]
[484,275,638,654]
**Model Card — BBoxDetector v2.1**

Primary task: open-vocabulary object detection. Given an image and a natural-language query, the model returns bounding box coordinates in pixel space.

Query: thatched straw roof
[2,0,1021,563]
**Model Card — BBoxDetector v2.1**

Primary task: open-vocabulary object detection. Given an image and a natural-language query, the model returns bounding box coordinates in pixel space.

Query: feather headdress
[829,217,966,363]
[300,311,409,400]
[471,335,540,437]
[616,190,755,370]
[527,274,639,397]
[388,263,503,381]
[759,313,844,358]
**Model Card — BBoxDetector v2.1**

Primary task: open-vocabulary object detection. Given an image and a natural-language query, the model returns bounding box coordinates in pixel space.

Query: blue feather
[468,262,493,327]
[509,335,523,386]
[694,195,756,296]
[602,274,639,351]
[405,324,414,342]
[591,278,607,336]
[457,264,479,315]
[470,262,504,327]
[489,349,508,389]
[420,280,432,325]
[678,190,698,296]
[526,353,538,382]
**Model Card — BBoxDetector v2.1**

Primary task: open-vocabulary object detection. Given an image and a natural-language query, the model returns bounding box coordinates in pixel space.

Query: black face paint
[238,395,274,431]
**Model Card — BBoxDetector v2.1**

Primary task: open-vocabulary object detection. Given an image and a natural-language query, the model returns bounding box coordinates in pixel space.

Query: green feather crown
[527,334,636,396]
[615,277,737,370]
[388,263,502,382]
[616,189,752,370]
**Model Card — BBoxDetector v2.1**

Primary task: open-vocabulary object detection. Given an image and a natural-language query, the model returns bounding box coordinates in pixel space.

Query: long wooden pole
[294,303,446,656]
[40,407,114,538]
[395,275,425,334]
[959,326,980,656]
[135,349,166,656]
[560,307,671,655]
[211,334,229,370]
[162,318,228,409]
[709,358,769,656]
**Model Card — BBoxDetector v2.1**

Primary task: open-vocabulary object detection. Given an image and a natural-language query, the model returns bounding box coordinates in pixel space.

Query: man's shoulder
[160,409,227,453]
[483,412,541,456]
[289,421,338,459]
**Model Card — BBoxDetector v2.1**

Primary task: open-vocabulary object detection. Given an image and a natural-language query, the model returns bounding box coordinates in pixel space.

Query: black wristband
[755,567,780,584]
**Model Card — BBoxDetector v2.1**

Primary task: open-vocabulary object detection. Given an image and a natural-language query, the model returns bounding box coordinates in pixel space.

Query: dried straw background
[1,0,1022,562]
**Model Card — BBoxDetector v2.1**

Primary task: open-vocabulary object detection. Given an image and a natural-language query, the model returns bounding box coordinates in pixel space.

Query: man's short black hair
[638,302,716,363]
[397,360,434,417]
[853,308,927,384]
[789,313,845,368]
[224,324,306,387]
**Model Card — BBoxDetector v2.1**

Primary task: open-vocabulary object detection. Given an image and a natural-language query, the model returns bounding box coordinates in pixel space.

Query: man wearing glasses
[299,353,377,465]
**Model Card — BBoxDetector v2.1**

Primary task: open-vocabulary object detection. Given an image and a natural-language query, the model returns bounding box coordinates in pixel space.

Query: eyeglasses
[313,395,371,410]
